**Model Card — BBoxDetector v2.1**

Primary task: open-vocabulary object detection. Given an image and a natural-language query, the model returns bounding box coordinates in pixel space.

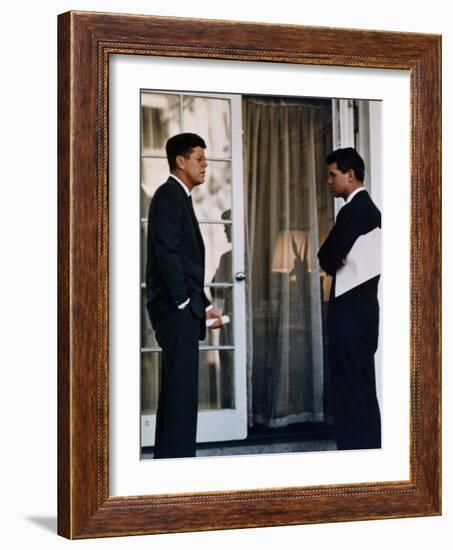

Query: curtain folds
[243,96,333,427]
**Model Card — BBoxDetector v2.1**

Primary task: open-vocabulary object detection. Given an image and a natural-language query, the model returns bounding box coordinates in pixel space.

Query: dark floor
[142,422,337,459]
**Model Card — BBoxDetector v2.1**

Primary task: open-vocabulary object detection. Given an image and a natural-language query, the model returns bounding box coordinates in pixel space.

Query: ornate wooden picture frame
[58,10,441,539]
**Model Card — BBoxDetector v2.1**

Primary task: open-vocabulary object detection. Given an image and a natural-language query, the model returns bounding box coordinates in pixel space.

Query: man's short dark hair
[327,147,365,182]
[166,133,207,171]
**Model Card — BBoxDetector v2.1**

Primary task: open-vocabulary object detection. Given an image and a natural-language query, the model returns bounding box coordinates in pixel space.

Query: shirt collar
[346,186,366,204]
[170,174,191,197]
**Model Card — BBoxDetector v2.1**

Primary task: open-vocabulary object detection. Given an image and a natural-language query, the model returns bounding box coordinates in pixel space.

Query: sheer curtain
[243,96,333,427]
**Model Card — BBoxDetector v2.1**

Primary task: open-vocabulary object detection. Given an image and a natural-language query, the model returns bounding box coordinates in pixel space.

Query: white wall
[1,1,450,548]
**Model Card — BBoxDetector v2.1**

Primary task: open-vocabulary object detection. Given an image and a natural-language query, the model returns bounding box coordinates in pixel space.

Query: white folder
[335,227,381,297]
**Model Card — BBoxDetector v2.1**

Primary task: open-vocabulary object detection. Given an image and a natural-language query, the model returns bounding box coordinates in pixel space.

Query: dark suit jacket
[145,176,210,337]
[317,189,381,348]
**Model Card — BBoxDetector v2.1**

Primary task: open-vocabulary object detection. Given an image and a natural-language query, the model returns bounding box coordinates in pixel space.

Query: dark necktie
[187,195,204,258]
[187,195,198,225]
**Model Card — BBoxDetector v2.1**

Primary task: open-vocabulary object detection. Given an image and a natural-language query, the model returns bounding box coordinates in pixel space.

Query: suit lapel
[168,177,205,260]
[187,195,205,260]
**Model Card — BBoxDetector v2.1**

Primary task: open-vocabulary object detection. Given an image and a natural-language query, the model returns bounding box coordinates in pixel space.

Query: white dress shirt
[346,186,366,204]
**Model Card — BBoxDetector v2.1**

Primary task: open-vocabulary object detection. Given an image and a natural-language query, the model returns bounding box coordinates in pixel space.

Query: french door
[332,98,382,209]
[140,91,247,446]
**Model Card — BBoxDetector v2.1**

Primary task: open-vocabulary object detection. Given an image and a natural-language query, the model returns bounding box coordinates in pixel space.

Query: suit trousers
[153,307,201,459]
[328,333,381,450]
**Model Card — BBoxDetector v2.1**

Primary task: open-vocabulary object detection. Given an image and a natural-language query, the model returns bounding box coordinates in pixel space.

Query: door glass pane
[141,159,232,221]
[141,223,233,285]
[191,160,232,221]
[183,96,231,158]
[141,350,235,413]
[141,352,161,414]
[205,285,233,316]
[141,93,180,156]
[201,286,234,347]
[141,288,159,349]
[141,287,234,349]
[141,158,170,219]
[199,222,232,284]
[141,223,147,283]
[199,350,235,410]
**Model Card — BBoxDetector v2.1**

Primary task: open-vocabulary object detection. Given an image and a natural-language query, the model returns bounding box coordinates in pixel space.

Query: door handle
[235,271,246,281]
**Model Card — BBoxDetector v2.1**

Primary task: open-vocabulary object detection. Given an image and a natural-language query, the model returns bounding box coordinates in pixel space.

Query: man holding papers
[318,147,381,450]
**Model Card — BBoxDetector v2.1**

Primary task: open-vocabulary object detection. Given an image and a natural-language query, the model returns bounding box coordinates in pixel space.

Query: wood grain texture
[57,10,441,539]
[57,11,72,538]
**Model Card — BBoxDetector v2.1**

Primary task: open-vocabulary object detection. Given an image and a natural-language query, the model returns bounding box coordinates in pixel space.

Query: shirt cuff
[178,298,190,309]
[205,305,213,312]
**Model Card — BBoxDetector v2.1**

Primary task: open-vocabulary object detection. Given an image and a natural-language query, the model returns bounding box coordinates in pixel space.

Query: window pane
[142,213,234,291]
[141,286,234,349]
[141,93,180,156]
[191,160,232,221]
[201,286,234,347]
[205,283,233,311]
[141,222,147,283]
[199,222,233,284]
[141,220,234,308]
[142,221,234,286]
[141,352,161,415]
[199,350,234,410]
[141,158,170,219]
[141,288,159,348]
[183,96,231,158]
[142,159,231,221]
[141,350,235,413]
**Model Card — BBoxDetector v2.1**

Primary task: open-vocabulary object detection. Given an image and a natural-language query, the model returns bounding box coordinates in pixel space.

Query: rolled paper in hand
[206,315,230,328]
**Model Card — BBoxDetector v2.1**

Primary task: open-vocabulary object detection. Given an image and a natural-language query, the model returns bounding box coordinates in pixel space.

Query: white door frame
[141,93,248,446]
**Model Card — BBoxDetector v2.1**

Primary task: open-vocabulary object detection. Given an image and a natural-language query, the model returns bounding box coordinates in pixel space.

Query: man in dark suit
[317,147,381,450]
[146,133,223,459]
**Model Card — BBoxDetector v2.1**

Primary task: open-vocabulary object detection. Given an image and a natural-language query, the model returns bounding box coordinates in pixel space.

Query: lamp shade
[271,230,307,273]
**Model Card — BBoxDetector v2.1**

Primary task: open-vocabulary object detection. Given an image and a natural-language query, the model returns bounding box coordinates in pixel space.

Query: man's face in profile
[327,162,352,199]
[180,146,208,188]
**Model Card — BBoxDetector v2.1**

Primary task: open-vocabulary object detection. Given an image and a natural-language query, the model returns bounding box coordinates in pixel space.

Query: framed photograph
[58,11,441,538]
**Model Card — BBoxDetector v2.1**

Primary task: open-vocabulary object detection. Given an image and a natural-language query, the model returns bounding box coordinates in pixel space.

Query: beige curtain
[243,96,333,427]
